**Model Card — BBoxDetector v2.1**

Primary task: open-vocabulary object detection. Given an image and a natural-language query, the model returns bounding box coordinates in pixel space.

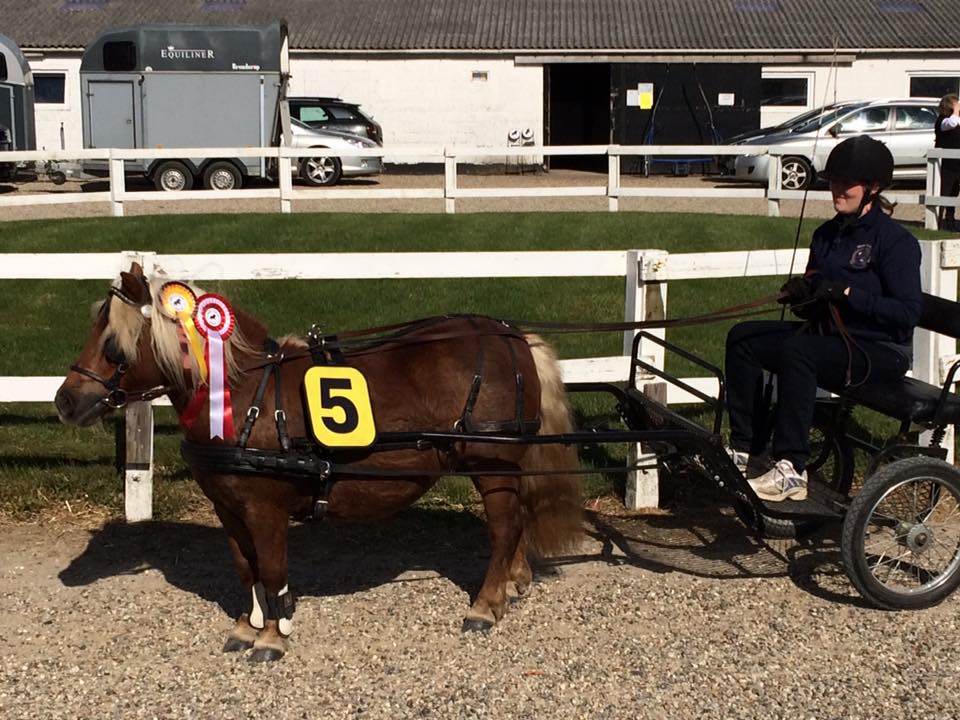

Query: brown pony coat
[57,264,583,660]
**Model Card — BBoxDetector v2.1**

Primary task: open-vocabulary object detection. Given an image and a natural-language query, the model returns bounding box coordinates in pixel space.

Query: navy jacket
[805,203,923,346]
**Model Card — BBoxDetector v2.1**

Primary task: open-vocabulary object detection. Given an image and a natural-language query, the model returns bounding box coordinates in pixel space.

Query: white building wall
[289,55,543,160]
[761,55,960,127]
[28,53,960,155]
[27,56,82,151]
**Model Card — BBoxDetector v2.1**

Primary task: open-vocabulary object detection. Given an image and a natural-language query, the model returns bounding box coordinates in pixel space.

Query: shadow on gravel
[58,490,868,614]
[58,508,491,617]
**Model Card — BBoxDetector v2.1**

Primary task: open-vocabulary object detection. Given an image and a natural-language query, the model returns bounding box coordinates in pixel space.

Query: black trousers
[725,320,909,471]
[940,162,960,224]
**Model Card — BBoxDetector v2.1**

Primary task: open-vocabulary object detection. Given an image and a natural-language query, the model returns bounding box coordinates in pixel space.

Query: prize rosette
[158,282,207,384]
[193,294,237,441]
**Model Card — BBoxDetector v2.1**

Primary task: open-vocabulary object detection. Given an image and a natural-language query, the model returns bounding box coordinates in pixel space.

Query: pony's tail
[520,334,584,559]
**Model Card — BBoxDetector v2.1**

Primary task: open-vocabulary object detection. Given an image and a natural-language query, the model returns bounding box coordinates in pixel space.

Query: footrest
[759,479,847,521]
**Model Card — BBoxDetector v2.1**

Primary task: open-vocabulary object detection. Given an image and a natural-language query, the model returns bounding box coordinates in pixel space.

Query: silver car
[728,98,939,190]
[291,118,382,186]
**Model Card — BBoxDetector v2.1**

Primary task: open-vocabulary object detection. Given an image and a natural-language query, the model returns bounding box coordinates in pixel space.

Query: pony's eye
[104,337,126,365]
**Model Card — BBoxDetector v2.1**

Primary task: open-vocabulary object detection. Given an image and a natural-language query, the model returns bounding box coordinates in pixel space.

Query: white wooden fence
[2,242,958,520]
[0,143,935,217]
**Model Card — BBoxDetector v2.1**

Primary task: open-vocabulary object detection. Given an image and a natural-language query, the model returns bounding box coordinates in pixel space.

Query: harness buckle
[312,499,329,519]
[274,409,286,423]
[104,389,128,409]
[246,406,260,421]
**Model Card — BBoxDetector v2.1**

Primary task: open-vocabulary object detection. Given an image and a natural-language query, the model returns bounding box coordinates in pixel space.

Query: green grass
[1,211,949,518]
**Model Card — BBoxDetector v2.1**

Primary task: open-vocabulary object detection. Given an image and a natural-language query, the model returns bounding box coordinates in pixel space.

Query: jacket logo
[850,244,872,269]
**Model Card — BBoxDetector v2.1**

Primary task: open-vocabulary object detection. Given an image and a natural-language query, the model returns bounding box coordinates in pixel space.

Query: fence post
[623,249,669,509]
[278,150,293,215]
[120,249,156,521]
[917,240,957,461]
[925,156,940,231]
[607,149,620,212]
[108,151,125,218]
[444,148,457,214]
[766,153,781,218]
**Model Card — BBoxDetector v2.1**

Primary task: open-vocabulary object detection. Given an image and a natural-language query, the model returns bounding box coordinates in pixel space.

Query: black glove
[778,276,813,305]
[813,280,848,303]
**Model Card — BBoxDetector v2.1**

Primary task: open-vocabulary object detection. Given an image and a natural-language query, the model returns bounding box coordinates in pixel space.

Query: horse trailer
[80,20,290,191]
[0,33,36,181]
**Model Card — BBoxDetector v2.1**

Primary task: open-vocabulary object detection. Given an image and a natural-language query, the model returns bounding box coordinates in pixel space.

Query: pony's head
[55,262,246,426]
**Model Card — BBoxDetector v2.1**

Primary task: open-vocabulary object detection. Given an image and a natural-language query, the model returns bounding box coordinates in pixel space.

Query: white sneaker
[726,448,750,475]
[749,459,808,502]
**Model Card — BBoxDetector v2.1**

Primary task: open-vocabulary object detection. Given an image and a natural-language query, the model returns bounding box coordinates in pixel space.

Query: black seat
[841,376,960,425]
[834,292,960,426]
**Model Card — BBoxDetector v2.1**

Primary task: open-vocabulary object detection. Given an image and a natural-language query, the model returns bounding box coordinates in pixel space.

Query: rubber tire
[842,456,960,610]
[153,161,194,192]
[780,156,813,191]
[202,161,243,191]
[300,152,342,187]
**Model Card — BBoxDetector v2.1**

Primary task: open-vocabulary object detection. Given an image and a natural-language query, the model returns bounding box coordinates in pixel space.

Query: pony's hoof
[222,637,254,653]
[461,617,494,633]
[248,647,285,663]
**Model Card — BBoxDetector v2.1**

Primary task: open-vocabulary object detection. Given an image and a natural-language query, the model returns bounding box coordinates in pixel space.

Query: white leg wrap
[249,583,265,630]
[278,585,294,637]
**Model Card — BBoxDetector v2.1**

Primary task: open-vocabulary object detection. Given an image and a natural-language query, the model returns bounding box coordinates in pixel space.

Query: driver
[725,135,923,501]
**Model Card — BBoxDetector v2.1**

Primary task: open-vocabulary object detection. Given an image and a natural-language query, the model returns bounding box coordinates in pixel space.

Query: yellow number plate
[303,366,377,448]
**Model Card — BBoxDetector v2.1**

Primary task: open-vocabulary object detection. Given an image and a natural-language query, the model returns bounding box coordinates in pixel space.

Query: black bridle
[69,286,170,411]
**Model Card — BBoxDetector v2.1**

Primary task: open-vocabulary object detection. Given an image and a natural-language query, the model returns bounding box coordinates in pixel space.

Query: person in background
[935,93,960,231]
[725,136,922,502]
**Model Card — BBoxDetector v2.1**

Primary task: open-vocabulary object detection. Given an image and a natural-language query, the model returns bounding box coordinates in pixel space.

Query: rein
[238,291,786,374]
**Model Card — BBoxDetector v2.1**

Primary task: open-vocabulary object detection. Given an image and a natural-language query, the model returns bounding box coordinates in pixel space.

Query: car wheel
[202,161,243,191]
[152,161,194,192]
[780,156,813,191]
[300,152,342,187]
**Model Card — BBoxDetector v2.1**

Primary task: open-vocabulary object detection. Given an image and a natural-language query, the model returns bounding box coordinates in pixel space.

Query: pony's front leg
[218,517,260,653]
[463,474,523,631]
[247,510,295,663]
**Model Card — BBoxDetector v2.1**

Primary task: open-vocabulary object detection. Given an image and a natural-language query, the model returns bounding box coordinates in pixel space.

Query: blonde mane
[102,279,257,393]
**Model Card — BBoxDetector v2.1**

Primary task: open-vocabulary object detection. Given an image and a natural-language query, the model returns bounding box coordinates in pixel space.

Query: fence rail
[3,242,958,520]
[1,143,951,218]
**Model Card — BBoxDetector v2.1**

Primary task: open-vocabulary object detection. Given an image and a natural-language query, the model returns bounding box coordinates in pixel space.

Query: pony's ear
[119,263,151,305]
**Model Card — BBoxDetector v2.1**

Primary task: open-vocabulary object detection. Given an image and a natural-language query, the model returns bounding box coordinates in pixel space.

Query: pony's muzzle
[55,386,110,426]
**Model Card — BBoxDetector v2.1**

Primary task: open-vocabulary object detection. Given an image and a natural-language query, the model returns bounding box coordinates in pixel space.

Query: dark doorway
[546,63,610,171]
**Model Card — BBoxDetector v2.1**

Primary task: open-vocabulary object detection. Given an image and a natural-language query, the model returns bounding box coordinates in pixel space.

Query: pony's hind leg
[463,474,523,632]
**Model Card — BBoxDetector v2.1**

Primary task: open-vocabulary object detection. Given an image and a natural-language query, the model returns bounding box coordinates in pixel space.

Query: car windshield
[790,102,871,134]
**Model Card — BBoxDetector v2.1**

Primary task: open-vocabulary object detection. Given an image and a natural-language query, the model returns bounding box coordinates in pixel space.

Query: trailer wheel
[300,153,342,186]
[202,161,243,191]
[153,161,194,192]
[841,457,960,609]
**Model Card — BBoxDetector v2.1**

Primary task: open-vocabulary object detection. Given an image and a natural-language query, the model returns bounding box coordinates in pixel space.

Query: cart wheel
[806,416,854,496]
[841,457,960,610]
[759,513,799,539]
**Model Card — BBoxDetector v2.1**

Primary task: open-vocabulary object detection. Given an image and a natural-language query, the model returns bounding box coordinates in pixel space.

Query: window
[103,41,136,72]
[761,76,810,107]
[910,76,960,98]
[895,105,937,130]
[33,73,66,104]
[327,106,360,121]
[299,107,328,123]
[839,107,890,133]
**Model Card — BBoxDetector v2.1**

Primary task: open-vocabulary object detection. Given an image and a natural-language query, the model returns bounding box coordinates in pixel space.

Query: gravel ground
[2,496,959,720]
[0,170,929,222]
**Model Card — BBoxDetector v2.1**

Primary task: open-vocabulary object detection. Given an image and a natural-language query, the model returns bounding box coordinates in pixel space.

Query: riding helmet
[820,135,894,188]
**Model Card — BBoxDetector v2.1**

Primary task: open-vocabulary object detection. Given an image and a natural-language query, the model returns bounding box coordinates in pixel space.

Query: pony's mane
[103,279,257,393]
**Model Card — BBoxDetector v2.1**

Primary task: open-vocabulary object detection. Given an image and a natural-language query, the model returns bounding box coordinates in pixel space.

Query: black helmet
[821,135,894,188]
